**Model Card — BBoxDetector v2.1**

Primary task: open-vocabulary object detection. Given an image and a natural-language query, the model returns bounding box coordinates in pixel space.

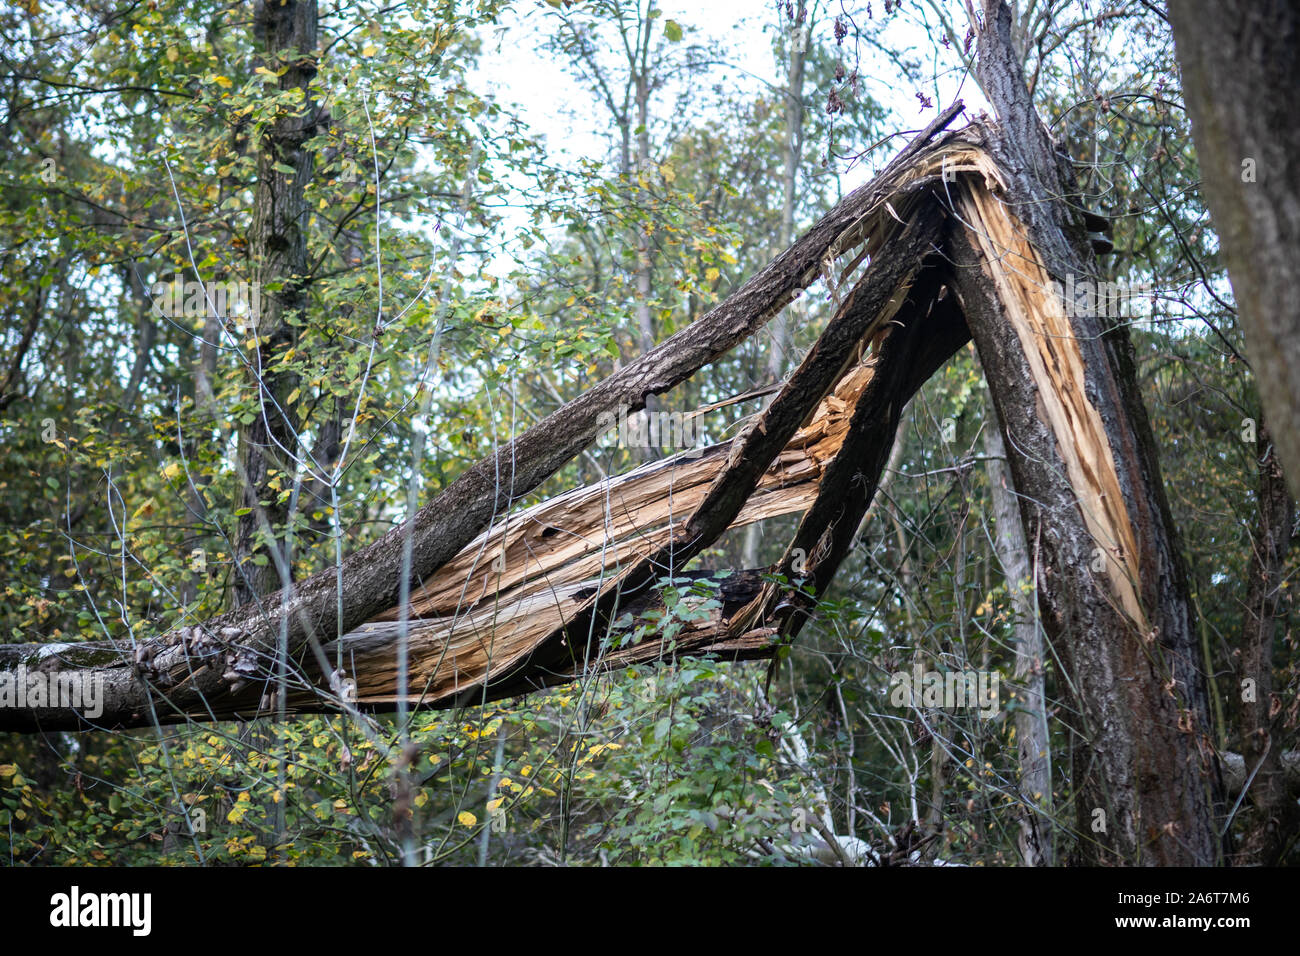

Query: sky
[467,0,990,276]
[473,0,784,172]
[473,0,989,160]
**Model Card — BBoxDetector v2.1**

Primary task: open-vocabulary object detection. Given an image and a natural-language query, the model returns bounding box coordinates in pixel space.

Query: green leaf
[664,20,683,42]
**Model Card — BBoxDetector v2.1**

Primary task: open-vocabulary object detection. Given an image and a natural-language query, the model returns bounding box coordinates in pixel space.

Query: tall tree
[233,0,318,604]
[1169,1,1300,501]
[952,0,1224,864]
[983,403,1053,866]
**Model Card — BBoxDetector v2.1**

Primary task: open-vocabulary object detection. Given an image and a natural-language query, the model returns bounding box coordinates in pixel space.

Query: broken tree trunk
[939,0,1224,865]
[0,17,1238,870]
[0,106,967,731]
[311,204,955,713]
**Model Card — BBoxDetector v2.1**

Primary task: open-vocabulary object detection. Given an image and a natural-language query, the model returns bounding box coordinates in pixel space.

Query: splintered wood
[301,178,946,711]
[298,130,1152,711]
[306,351,891,709]
[0,110,1168,732]
[955,186,1146,630]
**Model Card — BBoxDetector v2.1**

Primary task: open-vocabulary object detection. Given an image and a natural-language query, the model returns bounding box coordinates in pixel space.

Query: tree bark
[0,106,966,732]
[1235,422,1296,865]
[984,402,1053,866]
[234,0,317,604]
[0,218,955,726]
[946,0,1224,866]
[1169,0,1300,501]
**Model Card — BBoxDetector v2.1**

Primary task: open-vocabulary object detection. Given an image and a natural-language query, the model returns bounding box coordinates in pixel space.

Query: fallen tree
[0,101,967,733]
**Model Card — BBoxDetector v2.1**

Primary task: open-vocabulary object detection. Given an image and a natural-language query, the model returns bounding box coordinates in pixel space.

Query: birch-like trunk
[983,403,1052,865]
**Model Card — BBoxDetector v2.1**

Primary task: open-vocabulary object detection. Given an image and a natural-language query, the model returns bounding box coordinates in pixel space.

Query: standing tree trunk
[1236,421,1296,865]
[950,0,1224,865]
[1169,1,1300,501]
[764,0,807,387]
[743,1,808,567]
[984,403,1053,865]
[235,0,317,604]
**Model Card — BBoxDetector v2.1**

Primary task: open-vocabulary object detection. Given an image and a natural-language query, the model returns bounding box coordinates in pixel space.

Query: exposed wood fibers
[955,183,1146,629]
[302,134,1149,709]
[316,337,896,708]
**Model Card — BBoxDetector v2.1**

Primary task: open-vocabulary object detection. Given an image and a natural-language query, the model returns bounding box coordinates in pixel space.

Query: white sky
[474,0,782,171]
[471,0,989,224]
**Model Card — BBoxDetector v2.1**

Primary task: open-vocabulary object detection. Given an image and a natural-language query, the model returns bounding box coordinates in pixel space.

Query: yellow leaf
[457,810,477,827]
[213,75,232,89]
[166,46,178,63]
[705,267,720,282]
